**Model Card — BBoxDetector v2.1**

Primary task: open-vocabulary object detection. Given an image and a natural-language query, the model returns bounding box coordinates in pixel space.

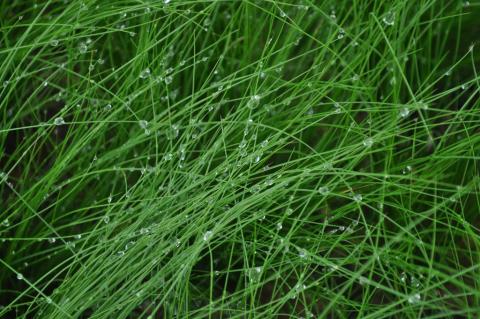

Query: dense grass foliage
[1,0,479,318]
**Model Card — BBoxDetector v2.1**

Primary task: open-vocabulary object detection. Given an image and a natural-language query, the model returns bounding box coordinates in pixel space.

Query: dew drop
[139,68,151,79]
[333,102,342,113]
[407,293,421,304]
[50,39,59,47]
[78,42,88,54]
[337,28,345,40]
[238,139,247,149]
[382,12,395,26]
[399,107,410,118]
[54,117,65,126]
[17,273,24,280]
[248,95,261,108]
[363,137,373,148]
[203,230,213,242]
[318,186,329,195]
[138,120,148,130]
[164,75,173,84]
[353,193,363,203]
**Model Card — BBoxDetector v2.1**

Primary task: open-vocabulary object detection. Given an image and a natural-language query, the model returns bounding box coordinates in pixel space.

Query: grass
[1,0,479,318]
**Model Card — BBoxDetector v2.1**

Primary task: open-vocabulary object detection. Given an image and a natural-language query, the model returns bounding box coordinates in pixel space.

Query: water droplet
[359,276,368,285]
[45,297,52,304]
[318,186,329,195]
[74,234,82,240]
[407,293,421,304]
[286,208,293,215]
[78,42,88,54]
[382,12,395,26]
[174,238,181,247]
[48,237,56,244]
[418,101,428,110]
[17,273,24,280]
[363,137,373,148]
[330,10,336,20]
[163,153,173,161]
[247,266,263,283]
[337,28,345,40]
[138,120,148,130]
[166,124,179,140]
[402,165,412,174]
[238,140,247,149]
[276,223,283,230]
[353,193,362,203]
[298,248,307,259]
[248,95,261,108]
[50,39,59,47]
[264,177,274,186]
[164,0,171,4]
[399,107,410,118]
[333,102,342,113]
[103,215,110,224]
[2,219,10,227]
[139,68,151,79]
[54,117,65,125]
[280,10,287,18]
[203,230,213,242]
[164,75,173,84]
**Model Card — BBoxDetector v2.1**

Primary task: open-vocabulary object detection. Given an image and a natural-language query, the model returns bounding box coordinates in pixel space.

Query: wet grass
[1,0,480,318]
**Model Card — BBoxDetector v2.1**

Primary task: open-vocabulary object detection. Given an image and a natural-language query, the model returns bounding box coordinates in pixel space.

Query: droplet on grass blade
[407,293,421,304]
[318,186,329,195]
[139,68,151,79]
[138,120,148,129]
[399,107,410,118]
[382,12,395,26]
[363,137,373,148]
[203,230,213,242]
[78,42,88,54]
[248,95,261,108]
[353,193,363,203]
[54,117,65,125]
[333,102,342,113]
[17,273,24,280]
[50,39,59,47]
[337,28,345,39]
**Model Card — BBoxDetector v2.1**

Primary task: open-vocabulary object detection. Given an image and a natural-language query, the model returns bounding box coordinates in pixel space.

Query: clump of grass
[1,1,479,318]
